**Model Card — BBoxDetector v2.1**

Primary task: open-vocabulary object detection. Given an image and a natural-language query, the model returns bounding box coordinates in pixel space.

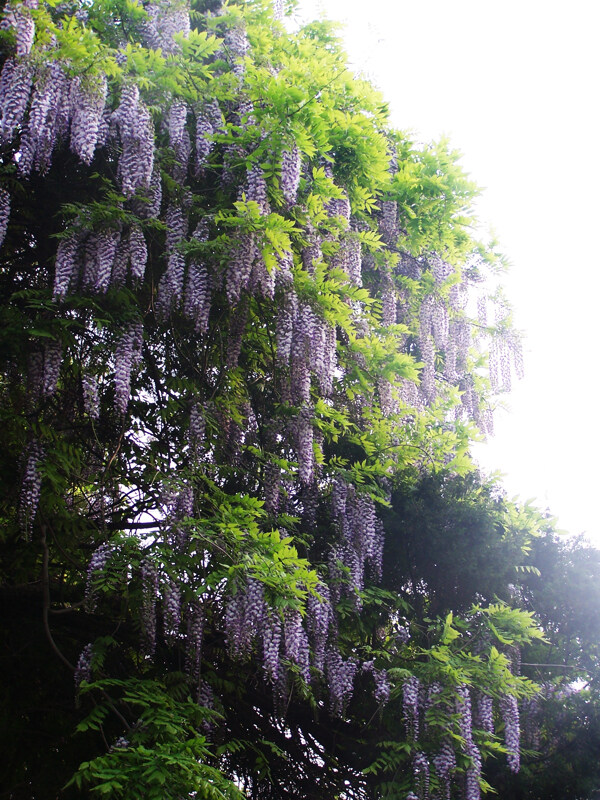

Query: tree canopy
[1,1,596,799]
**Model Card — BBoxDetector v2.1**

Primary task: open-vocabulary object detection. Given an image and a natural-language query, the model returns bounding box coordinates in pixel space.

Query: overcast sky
[295,0,600,542]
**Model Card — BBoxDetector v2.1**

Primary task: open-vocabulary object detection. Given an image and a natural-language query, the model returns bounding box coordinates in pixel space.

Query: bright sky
[295,0,600,542]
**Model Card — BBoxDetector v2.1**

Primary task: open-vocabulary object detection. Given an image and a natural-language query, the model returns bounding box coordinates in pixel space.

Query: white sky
[295,0,600,542]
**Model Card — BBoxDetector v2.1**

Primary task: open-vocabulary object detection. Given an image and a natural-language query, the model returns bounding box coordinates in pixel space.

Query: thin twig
[41,526,75,672]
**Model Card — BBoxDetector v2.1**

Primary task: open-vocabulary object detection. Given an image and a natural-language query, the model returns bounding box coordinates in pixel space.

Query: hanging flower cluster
[500,693,521,772]
[330,480,384,607]
[18,440,44,534]
[456,684,482,800]
[114,320,144,415]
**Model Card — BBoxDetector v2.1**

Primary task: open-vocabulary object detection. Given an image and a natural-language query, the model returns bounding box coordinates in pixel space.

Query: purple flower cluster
[74,643,94,689]
[381,287,397,327]
[326,647,358,716]
[456,684,482,800]
[0,186,10,247]
[377,377,396,417]
[9,3,35,57]
[195,99,222,175]
[82,373,100,419]
[0,56,33,143]
[185,601,205,680]
[225,24,249,76]
[184,228,212,331]
[141,558,159,656]
[114,320,144,415]
[272,0,284,21]
[128,224,148,284]
[115,84,154,199]
[225,578,266,657]
[53,229,83,300]
[263,608,283,682]
[362,661,391,706]
[413,751,430,800]
[327,192,351,221]
[162,578,182,643]
[345,237,362,286]
[432,740,456,800]
[430,255,454,286]
[476,693,494,734]
[302,233,322,276]
[70,74,108,165]
[17,62,66,176]
[280,144,301,207]
[294,404,314,485]
[188,401,206,457]
[42,340,62,397]
[246,162,270,215]
[379,200,398,243]
[85,543,113,610]
[284,609,310,682]
[275,284,297,364]
[403,676,420,739]
[306,583,333,673]
[263,461,280,514]
[18,439,44,533]
[330,481,383,606]
[226,232,256,305]
[142,0,190,54]
[168,99,188,149]
[500,693,520,772]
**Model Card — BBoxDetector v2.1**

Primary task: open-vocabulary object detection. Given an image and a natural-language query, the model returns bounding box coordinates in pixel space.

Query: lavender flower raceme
[225,24,249,76]
[53,229,83,300]
[326,647,358,716]
[280,144,301,207]
[379,199,398,242]
[85,543,113,610]
[82,373,100,419]
[116,85,154,198]
[70,73,107,165]
[272,0,284,21]
[432,741,456,800]
[0,57,33,143]
[188,401,206,457]
[403,675,420,739]
[42,340,62,397]
[194,100,221,175]
[74,643,94,689]
[18,440,44,533]
[92,229,121,293]
[142,0,190,54]
[128,223,147,284]
[114,320,144,414]
[168,98,188,148]
[162,578,182,644]
[141,558,158,656]
[263,608,282,682]
[413,751,430,800]
[185,601,205,681]
[226,232,256,305]
[13,4,35,56]
[18,62,68,177]
[500,693,520,772]
[476,693,494,734]
[0,187,10,247]
[284,609,310,682]
[456,684,482,800]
